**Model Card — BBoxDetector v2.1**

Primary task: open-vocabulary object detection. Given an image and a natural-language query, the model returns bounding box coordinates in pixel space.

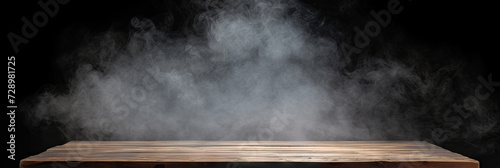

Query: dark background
[4,0,499,167]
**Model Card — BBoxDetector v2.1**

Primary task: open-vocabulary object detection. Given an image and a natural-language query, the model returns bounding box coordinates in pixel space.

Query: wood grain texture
[20,141,479,168]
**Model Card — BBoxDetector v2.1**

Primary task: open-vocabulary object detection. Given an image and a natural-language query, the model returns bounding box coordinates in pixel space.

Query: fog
[27,0,498,145]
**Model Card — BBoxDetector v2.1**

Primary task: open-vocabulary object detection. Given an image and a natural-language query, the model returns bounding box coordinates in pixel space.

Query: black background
[4,0,499,167]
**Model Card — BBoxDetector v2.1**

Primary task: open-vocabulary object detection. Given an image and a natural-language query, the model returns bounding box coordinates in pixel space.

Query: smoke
[26,0,498,145]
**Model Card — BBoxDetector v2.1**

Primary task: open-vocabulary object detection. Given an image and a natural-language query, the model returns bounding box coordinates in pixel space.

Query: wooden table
[20,141,479,168]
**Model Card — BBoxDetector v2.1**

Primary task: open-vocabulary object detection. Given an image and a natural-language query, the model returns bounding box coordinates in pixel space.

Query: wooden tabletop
[20,141,479,168]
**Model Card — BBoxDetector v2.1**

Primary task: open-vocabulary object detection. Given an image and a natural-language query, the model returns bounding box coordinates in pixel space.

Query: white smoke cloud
[26,0,498,143]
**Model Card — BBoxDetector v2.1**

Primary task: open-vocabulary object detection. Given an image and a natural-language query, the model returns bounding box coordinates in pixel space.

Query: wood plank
[20,141,479,168]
